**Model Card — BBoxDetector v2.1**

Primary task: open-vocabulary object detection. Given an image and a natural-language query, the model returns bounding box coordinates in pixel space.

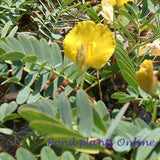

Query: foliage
[0,0,160,160]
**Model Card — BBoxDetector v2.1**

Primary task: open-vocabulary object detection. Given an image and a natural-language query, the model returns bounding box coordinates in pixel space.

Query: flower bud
[136,60,158,97]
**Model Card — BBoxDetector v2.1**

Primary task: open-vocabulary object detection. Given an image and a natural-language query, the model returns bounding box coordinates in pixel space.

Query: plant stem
[80,71,86,89]
[113,8,117,40]
[102,149,120,159]
[34,62,74,84]
[132,101,137,120]
[97,70,102,101]
[85,78,105,92]
[151,100,158,122]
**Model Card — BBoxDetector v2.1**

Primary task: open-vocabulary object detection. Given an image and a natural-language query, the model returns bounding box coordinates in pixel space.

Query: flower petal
[89,23,115,68]
[63,21,95,63]
[63,21,115,69]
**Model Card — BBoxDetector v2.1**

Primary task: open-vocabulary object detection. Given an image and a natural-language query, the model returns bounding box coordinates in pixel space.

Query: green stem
[102,149,120,159]
[113,8,117,39]
[80,71,86,89]
[97,70,102,101]
[33,62,74,84]
[85,78,105,92]
[151,100,158,122]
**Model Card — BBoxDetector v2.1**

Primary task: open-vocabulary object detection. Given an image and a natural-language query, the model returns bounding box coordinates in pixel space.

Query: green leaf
[27,92,41,103]
[17,34,36,55]
[19,108,61,126]
[123,4,138,20]
[102,157,112,160]
[117,21,136,44]
[0,62,9,75]
[97,101,110,121]
[128,1,139,14]
[113,135,131,152]
[84,7,100,22]
[140,0,148,20]
[8,26,18,37]
[127,86,138,97]
[2,114,21,123]
[0,128,13,135]
[61,2,81,14]
[5,37,25,52]
[112,92,130,99]
[114,121,140,140]
[16,148,36,160]
[115,40,138,92]
[29,37,46,62]
[63,56,78,80]
[79,154,90,160]
[92,105,107,133]
[76,90,93,136]
[112,91,136,103]
[138,87,150,98]
[64,82,77,95]
[134,118,150,129]
[41,147,57,160]
[16,86,30,104]
[12,61,23,80]
[30,120,85,139]
[59,92,72,128]
[104,103,129,140]
[151,0,157,6]
[112,120,143,152]
[0,52,25,62]
[50,42,62,70]
[148,143,160,160]
[19,99,58,117]
[61,0,75,8]
[0,40,11,52]
[1,77,18,85]
[0,152,15,160]
[0,48,5,55]
[117,14,130,27]
[147,23,160,35]
[24,69,39,86]
[22,55,37,63]
[46,134,105,152]
[135,128,160,160]
[1,21,12,38]
[0,101,17,122]
[34,71,51,93]
[118,96,136,103]
[44,76,64,98]
[61,151,75,160]
[1,34,62,69]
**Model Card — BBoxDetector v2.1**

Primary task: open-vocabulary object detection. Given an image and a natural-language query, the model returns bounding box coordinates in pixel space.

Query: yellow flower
[63,21,115,71]
[101,0,134,25]
[101,0,114,24]
[102,0,133,9]
[115,0,134,8]
[136,60,158,96]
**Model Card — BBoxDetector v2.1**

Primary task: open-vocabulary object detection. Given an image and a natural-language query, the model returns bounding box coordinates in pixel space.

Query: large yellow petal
[89,23,116,69]
[63,21,95,63]
[63,21,116,69]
